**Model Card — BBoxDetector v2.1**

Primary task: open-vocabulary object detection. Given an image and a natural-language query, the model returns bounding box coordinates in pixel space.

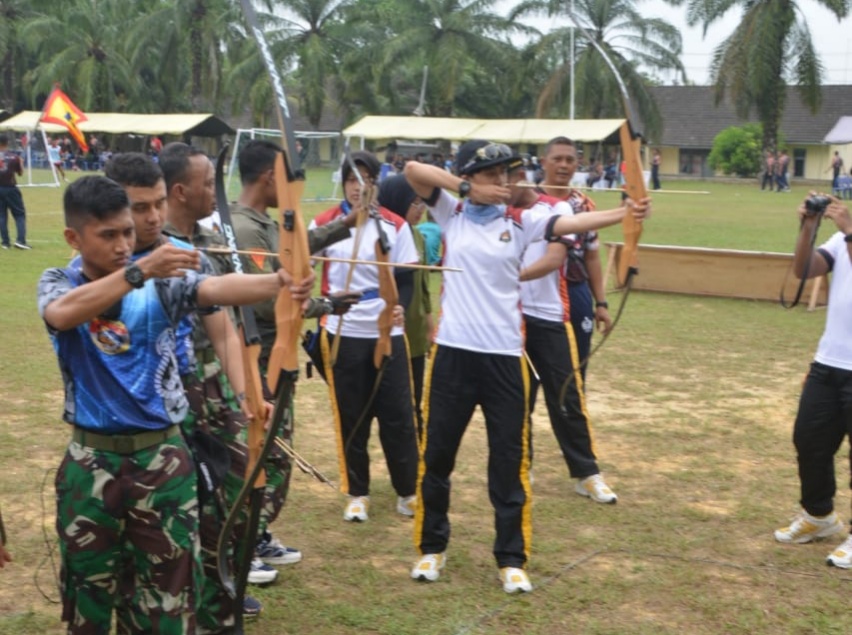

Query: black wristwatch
[595,301,609,310]
[124,262,145,289]
[845,233,852,243]
[458,180,471,198]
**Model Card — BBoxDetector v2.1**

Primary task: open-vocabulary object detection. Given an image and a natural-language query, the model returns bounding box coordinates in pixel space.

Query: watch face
[459,181,471,197]
[125,264,145,288]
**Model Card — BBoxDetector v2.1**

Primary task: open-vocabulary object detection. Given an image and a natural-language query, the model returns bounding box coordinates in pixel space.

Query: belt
[72,424,181,454]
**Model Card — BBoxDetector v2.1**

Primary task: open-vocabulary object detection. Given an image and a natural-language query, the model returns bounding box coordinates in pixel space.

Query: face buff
[462,199,504,226]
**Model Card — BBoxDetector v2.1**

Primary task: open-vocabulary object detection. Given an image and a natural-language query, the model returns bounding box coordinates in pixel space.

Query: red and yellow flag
[40,87,89,152]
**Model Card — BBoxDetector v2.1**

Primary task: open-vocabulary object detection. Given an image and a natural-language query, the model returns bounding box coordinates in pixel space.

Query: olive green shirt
[405,228,433,359]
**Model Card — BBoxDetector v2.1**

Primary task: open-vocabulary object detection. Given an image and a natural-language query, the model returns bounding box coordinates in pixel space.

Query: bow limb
[211,144,276,612]
[0,505,6,547]
[564,9,645,287]
[373,230,397,369]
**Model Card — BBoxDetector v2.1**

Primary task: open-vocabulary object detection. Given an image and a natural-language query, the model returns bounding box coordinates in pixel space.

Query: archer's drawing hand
[137,244,201,279]
[470,183,511,205]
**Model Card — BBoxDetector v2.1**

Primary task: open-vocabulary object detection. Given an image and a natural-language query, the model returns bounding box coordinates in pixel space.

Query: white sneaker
[343,495,369,522]
[575,474,618,504]
[827,534,852,568]
[396,495,416,517]
[246,557,278,585]
[774,509,844,544]
[499,567,532,593]
[411,553,446,582]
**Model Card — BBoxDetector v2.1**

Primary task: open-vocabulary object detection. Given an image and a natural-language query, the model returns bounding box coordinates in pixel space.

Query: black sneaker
[243,595,263,618]
[13,242,31,250]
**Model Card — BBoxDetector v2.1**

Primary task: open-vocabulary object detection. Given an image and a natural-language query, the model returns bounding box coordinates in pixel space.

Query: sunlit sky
[503,0,852,85]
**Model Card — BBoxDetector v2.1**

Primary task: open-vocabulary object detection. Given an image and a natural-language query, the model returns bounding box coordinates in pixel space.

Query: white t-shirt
[429,189,557,356]
[519,196,575,323]
[311,204,418,338]
[815,232,852,370]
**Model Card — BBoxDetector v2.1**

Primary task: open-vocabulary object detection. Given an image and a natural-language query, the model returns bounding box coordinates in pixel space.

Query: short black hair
[544,136,576,156]
[64,176,129,230]
[104,152,164,188]
[239,139,281,185]
[159,142,207,192]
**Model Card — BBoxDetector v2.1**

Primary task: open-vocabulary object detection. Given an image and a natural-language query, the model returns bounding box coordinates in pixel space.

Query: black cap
[341,151,381,184]
[378,174,418,220]
[455,140,515,176]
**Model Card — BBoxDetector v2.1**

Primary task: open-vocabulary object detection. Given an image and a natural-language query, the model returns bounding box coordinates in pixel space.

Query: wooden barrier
[604,242,828,310]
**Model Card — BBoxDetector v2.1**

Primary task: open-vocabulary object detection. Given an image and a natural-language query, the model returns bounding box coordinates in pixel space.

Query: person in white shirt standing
[312,151,421,524]
[404,140,650,594]
[774,195,852,569]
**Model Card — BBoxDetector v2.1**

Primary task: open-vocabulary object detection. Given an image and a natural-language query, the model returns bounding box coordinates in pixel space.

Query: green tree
[513,0,686,142]
[708,123,762,177]
[346,0,535,118]
[21,0,137,111]
[667,0,849,153]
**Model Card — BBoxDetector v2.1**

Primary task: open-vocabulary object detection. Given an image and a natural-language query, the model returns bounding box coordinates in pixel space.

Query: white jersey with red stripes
[311,204,418,338]
[429,189,557,356]
[518,195,575,323]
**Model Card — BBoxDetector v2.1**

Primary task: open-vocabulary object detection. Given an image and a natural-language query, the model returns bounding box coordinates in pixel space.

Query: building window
[678,149,712,177]
[793,148,806,178]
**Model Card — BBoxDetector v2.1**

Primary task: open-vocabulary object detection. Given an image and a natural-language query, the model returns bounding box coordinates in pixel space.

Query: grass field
[1,171,850,635]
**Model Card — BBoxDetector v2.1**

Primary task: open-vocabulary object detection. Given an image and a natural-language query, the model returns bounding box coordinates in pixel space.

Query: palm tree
[346,0,536,118]
[127,0,242,112]
[668,0,849,152]
[513,0,686,141]
[21,0,137,111]
[0,0,47,111]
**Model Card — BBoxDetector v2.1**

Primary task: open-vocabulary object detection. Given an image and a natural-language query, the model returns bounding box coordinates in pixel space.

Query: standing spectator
[651,148,662,191]
[774,195,852,569]
[762,151,776,191]
[149,136,163,158]
[0,134,29,250]
[828,151,844,191]
[48,138,67,182]
[776,148,791,192]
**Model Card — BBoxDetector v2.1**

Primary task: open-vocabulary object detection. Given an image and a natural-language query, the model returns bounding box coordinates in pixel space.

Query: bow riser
[618,121,645,286]
[373,238,397,369]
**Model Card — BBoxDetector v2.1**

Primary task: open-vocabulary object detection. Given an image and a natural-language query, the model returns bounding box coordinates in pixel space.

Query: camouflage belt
[72,425,181,454]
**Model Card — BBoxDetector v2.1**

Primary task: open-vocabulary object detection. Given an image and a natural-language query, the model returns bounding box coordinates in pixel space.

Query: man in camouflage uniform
[230,139,358,556]
[39,175,311,634]
[159,142,357,630]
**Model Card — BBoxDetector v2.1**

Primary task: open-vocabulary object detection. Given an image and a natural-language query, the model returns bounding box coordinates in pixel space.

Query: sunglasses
[461,143,513,172]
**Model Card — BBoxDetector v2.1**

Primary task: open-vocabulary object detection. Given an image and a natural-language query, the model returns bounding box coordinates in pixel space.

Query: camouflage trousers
[55,435,198,635]
[183,370,248,635]
[259,354,295,533]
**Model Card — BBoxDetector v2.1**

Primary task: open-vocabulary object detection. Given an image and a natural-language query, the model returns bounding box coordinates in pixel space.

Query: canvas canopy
[0,111,233,137]
[342,116,626,145]
[823,116,852,144]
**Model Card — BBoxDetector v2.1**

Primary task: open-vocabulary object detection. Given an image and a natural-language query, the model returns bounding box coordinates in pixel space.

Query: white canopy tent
[341,116,626,146]
[0,111,234,137]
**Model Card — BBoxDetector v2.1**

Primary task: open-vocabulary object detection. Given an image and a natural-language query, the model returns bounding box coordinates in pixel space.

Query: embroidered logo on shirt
[499,230,511,243]
[89,318,130,354]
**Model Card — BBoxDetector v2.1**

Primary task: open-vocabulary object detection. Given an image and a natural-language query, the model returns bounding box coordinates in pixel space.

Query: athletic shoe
[396,495,416,517]
[256,531,302,565]
[774,510,844,544]
[246,557,278,585]
[826,534,852,568]
[575,474,618,504]
[499,567,532,594]
[0,244,8,250]
[343,495,369,522]
[410,553,446,582]
[13,242,31,250]
[243,595,263,618]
